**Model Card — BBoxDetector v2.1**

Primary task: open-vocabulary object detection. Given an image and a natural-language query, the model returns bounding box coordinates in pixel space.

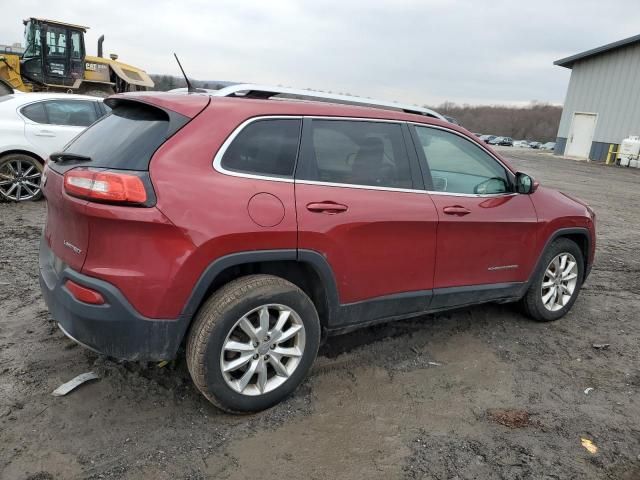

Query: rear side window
[21,100,99,126]
[220,119,301,177]
[21,102,48,123]
[299,120,413,189]
[62,102,182,171]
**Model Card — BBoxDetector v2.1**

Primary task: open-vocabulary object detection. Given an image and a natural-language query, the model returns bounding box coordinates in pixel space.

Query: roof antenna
[173,53,202,93]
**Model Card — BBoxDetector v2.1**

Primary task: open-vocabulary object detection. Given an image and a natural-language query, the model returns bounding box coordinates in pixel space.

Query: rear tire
[0,153,44,202]
[521,238,584,322]
[186,275,321,413]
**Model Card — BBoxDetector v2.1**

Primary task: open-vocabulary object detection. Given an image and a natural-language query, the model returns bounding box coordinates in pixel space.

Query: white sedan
[0,93,109,201]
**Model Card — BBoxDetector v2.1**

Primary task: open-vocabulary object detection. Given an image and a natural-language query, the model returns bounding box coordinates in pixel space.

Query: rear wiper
[49,152,92,163]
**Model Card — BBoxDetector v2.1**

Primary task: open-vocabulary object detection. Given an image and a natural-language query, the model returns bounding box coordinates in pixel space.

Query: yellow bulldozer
[0,17,154,97]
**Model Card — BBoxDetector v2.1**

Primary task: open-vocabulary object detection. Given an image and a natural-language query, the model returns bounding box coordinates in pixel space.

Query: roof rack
[211,83,445,120]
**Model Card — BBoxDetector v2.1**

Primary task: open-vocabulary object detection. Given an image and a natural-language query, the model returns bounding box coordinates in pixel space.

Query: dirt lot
[1,150,639,480]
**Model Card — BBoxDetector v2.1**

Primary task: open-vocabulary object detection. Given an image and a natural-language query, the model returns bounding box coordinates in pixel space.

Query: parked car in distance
[0,93,108,201]
[489,136,513,146]
[540,142,556,151]
[39,87,596,413]
[529,141,542,149]
[513,140,530,148]
[480,134,496,143]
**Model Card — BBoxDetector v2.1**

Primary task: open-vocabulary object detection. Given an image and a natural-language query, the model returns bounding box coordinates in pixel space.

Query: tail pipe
[97,35,105,58]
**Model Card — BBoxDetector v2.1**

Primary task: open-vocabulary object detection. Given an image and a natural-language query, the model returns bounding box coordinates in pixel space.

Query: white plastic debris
[52,372,100,397]
[581,438,598,454]
[428,361,442,366]
[584,387,594,395]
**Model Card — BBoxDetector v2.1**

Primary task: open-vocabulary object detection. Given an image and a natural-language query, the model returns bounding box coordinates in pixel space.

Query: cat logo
[85,62,108,72]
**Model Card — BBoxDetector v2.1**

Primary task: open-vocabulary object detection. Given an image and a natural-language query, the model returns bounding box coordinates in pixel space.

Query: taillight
[63,168,152,205]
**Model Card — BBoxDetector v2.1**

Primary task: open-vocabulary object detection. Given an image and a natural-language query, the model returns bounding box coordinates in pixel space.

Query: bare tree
[427,102,562,142]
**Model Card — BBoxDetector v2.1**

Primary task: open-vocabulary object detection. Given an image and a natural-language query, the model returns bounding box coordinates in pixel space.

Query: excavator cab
[21,18,87,88]
[0,17,153,97]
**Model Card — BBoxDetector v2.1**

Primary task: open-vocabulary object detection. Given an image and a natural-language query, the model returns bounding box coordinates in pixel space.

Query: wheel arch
[181,249,340,332]
[0,149,45,164]
[532,227,592,285]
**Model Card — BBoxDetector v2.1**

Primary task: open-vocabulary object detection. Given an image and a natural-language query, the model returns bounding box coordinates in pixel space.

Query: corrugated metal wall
[557,42,640,145]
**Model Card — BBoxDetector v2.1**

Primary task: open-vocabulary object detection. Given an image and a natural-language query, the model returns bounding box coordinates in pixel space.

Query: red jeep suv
[39,86,595,413]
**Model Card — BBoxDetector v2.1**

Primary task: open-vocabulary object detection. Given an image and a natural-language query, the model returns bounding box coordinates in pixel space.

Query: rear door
[295,118,438,323]
[23,99,100,155]
[410,124,538,294]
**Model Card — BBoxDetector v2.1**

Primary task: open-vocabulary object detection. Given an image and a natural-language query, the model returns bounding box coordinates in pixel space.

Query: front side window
[220,119,301,177]
[23,22,42,58]
[414,126,510,195]
[300,120,413,189]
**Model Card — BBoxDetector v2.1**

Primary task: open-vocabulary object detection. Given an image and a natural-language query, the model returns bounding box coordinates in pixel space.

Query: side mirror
[515,172,538,194]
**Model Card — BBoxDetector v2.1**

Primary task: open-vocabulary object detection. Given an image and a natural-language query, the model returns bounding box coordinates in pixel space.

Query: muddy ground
[1,150,639,480]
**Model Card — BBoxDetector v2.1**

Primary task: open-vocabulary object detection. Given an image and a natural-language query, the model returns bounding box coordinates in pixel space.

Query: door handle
[306,201,348,214]
[35,130,56,137]
[443,205,471,216]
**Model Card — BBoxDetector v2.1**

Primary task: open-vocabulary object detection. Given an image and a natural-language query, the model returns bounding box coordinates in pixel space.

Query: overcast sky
[2,0,639,106]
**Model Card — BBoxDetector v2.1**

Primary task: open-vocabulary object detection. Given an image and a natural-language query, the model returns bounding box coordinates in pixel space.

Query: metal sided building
[554,34,640,161]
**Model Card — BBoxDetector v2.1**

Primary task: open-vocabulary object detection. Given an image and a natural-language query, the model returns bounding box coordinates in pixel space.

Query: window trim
[211,115,517,197]
[213,115,427,193]
[408,123,517,198]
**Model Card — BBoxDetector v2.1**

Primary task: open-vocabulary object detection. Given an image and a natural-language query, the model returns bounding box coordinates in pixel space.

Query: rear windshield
[62,102,182,171]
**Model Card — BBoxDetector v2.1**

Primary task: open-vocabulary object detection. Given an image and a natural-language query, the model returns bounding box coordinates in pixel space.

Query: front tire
[521,238,584,322]
[186,275,321,413]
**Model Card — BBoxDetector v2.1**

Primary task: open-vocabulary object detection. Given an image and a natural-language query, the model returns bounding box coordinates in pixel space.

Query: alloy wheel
[220,304,306,396]
[0,158,42,201]
[541,253,579,311]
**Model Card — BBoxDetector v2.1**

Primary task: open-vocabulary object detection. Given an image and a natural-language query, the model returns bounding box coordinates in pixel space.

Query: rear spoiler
[105,92,210,118]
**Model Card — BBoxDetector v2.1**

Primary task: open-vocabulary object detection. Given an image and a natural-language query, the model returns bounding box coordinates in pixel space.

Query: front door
[42,24,71,85]
[566,112,597,159]
[295,118,438,324]
[410,125,539,297]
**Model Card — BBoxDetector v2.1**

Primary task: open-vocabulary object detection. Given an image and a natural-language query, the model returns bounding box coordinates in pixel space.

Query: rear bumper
[38,236,188,361]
